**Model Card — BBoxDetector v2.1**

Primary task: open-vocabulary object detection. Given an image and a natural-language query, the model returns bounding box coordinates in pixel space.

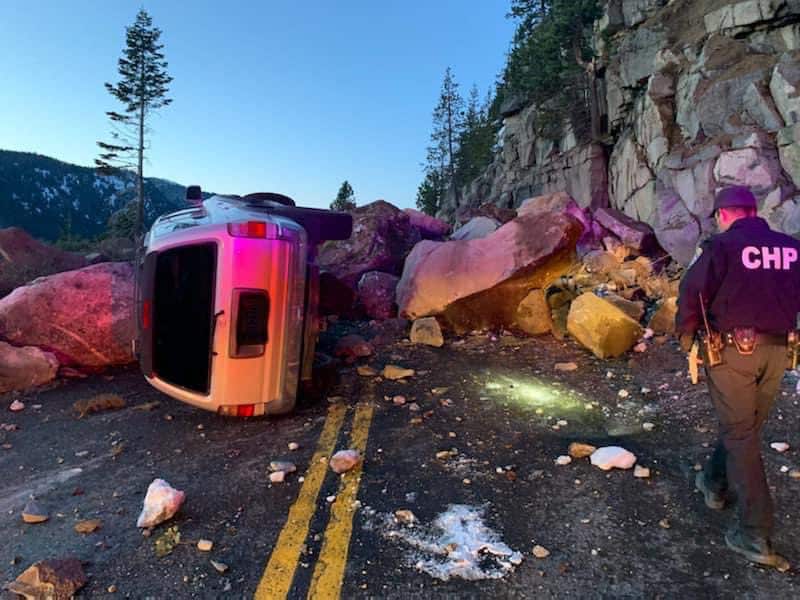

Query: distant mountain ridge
[0,149,193,241]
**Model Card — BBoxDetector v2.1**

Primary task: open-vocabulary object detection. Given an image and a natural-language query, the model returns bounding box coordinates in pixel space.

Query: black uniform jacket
[676,217,800,336]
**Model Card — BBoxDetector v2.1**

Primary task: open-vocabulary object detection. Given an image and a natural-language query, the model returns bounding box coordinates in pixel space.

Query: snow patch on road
[384,504,523,581]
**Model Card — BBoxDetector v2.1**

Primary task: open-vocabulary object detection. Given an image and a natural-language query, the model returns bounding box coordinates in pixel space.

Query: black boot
[695,471,726,510]
[725,528,790,572]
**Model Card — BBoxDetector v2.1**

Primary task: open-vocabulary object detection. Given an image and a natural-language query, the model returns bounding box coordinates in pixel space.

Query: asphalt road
[3,324,800,599]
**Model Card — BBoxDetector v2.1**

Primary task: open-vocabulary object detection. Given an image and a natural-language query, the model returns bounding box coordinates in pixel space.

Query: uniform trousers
[702,343,787,538]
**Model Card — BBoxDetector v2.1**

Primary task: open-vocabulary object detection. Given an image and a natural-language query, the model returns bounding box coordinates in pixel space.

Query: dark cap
[713,186,757,211]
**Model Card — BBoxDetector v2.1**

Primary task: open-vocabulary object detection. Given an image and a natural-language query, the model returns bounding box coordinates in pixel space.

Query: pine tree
[418,67,465,216]
[330,180,356,211]
[415,169,445,216]
[96,9,172,241]
[455,86,497,190]
[503,0,602,140]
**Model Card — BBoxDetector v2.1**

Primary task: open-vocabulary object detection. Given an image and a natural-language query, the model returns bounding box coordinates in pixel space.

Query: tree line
[416,0,602,217]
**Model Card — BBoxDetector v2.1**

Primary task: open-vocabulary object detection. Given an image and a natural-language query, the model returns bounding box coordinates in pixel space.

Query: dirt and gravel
[2,322,800,598]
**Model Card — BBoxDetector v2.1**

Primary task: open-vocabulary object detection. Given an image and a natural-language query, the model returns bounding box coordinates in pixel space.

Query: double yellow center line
[254,402,374,599]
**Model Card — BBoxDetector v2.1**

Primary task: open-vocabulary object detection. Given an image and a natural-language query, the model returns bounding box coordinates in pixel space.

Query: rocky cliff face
[441,0,800,264]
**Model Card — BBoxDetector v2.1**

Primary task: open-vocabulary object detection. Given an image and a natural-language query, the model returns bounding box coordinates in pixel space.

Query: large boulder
[318,201,421,287]
[0,341,59,393]
[357,271,399,320]
[0,227,87,298]
[403,208,451,239]
[515,289,553,335]
[593,207,659,254]
[450,217,501,241]
[567,293,644,359]
[397,212,582,333]
[0,262,135,367]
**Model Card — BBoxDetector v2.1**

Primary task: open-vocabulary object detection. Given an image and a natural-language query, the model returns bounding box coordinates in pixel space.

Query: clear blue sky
[0,1,516,210]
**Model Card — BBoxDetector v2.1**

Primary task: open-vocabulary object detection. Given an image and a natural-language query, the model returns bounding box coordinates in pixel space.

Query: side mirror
[186,185,203,206]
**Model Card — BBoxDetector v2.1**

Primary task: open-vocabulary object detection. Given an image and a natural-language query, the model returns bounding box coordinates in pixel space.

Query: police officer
[676,185,800,570]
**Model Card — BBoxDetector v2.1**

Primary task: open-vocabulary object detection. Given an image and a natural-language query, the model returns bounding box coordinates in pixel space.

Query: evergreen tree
[330,180,356,211]
[503,0,602,140]
[455,86,497,190]
[418,67,465,215]
[415,169,445,216]
[96,9,173,240]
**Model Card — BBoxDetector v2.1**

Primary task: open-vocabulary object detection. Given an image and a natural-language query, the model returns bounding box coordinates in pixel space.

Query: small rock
[659,519,671,529]
[330,449,362,474]
[555,455,572,466]
[326,495,337,503]
[436,449,456,460]
[410,317,444,347]
[770,442,790,453]
[9,400,25,412]
[618,390,629,398]
[532,545,550,559]
[136,479,185,528]
[108,584,117,593]
[642,422,655,432]
[394,509,416,524]
[554,362,578,372]
[74,519,102,534]
[407,402,420,412]
[382,365,415,380]
[568,442,597,459]
[356,365,378,377]
[392,395,406,406]
[269,461,297,473]
[590,447,637,470]
[780,465,790,473]
[197,539,213,552]
[210,560,228,573]
[269,471,286,483]
[634,465,650,478]
[74,450,89,458]
[557,419,568,427]
[22,500,49,524]
[288,442,300,451]
[633,342,647,353]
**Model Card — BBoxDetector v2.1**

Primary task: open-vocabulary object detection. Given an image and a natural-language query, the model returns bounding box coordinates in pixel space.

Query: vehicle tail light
[218,404,256,417]
[228,221,268,238]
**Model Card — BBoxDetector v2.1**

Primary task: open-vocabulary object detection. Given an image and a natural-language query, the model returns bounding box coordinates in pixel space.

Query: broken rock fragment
[21,500,49,524]
[136,478,186,528]
[590,447,637,471]
[568,442,597,459]
[330,449,363,474]
[567,293,643,358]
[6,558,87,600]
[410,317,444,347]
[382,365,415,380]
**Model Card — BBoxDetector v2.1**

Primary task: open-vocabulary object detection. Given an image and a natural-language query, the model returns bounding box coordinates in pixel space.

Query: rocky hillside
[442,0,800,264]
[0,150,191,241]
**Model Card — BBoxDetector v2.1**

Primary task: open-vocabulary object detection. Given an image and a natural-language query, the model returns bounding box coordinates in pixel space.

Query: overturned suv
[134,187,352,416]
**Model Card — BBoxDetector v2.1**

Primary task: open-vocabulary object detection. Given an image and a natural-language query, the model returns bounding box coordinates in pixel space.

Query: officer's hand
[678,332,695,352]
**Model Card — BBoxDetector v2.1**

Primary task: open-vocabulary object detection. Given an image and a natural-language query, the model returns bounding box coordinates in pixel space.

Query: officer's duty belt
[722,331,787,347]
